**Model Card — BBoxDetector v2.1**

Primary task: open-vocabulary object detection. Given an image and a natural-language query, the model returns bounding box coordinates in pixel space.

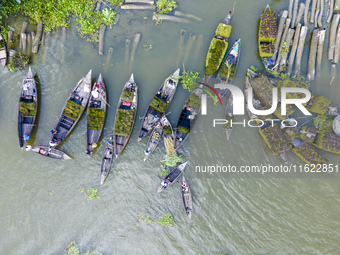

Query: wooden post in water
[99,24,106,55]
[27,33,32,56]
[291,0,299,27]
[295,3,305,27]
[307,29,319,81]
[334,0,340,11]
[129,33,141,72]
[329,14,340,61]
[275,18,291,70]
[174,11,203,22]
[183,33,197,64]
[125,39,130,67]
[289,0,294,18]
[330,64,336,85]
[32,21,43,54]
[327,0,335,23]
[176,29,187,67]
[19,21,28,49]
[104,47,114,71]
[153,14,192,23]
[304,0,311,25]
[280,28,295,71]
[272,10,288,62]
[316,29,326,77]
[125,0,154,3]
[334,25,340,64]
[121,4,155,10]
[21,33,27,55]
[31,32,35,43]
[317,0,323,27]
[311,0,317,23]
[295,26,308,76]
[288,23,301,74]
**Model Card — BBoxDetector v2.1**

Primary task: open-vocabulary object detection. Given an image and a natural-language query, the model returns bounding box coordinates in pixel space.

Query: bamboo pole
[316,29,326,77]
[307,29,319,81]
[288,23,301,74]
[21,33,27,55]
[280,28,295,71]
[27,33,32,56]
[31,32,35,43]
[289,0,294,18]
[272,10,288,62]
[314,0,320,28]
[330,64,336,85]
[19,21,28,49]
[275,18,292,70]
[183,33,197,63]
[334,0,340,11]
[295,26,308,76]
[311,0,317,23]
[327,0,334,23]
[304,0,311,25]
[328,14,340,60]
[292,0,299,27]
[121,4,155,10]
[317,0,324,27]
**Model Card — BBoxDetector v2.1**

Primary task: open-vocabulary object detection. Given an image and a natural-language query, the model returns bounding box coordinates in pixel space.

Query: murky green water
[1,0,340,254]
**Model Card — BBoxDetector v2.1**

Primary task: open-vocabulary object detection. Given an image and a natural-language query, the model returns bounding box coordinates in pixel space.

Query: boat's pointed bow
[130,73,134,82]
[85,69,92,82]
[98,73,103,83]
[27,66,33,78]
[174,68,180,77]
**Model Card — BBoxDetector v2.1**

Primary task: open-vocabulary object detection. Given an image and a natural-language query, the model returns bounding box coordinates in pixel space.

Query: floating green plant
[181,70,199,92]
[156,213,173,227]
[7,53,29,72]
[79,188,98,201]
[66,241,103,255]
[155,0,178,14]
[137,212,152,226]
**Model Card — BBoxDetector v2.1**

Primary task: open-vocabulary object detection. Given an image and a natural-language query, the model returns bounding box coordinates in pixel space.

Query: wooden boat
[157,161,188,193]
[0,33,7,67]
[174,88,202,151]
[258,5,277,69]
[138,69,180,142]
[215,39,241,97]
[247,69,288,164]
[224,94,234,140]
[204,11,233,81]
[162,116,175,153]
[25,145,71,160]
[333,115,340,136]
[181,176,192,219]
[113,74,138,158]
[86,74,107,155]
[144,120,163,161]
[49,70,92,149]
[18,67,38,148]
[100,138,114,185]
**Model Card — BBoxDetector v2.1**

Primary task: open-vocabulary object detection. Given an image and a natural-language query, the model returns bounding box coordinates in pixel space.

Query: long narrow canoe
[138,69,180,142]
[157,161,188,193]
[204,11,233,81]
[0,33,6,67]
[181,176,192,219]
[49,70,92,149]
[18,67,38,148]
[174,88,202,151]
[162,116,175,154]
[113,74,138,158]
[25,145,71,160]
[215,39,241,97]
[100,138,114,185]
[86,74,107,155]
[259,5,277,69]
[144,121,163,161]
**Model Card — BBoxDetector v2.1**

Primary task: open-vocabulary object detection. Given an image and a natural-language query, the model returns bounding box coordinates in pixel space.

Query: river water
[1,0,340,254]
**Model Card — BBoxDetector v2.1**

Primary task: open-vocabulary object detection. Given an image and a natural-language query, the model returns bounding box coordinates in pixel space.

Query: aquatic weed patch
[79,188,98,201]
[156,213,173,227]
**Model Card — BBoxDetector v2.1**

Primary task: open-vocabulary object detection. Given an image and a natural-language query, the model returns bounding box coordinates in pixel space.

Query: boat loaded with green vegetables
[204,11,233,81]
[49,70,92,150]
[113,74,138,158]
[86,74,107,155]
[18,67,38,148]
[174,88,202,151]
[138,69,180,142]
[0,33,6,67]
[144,117,165,161]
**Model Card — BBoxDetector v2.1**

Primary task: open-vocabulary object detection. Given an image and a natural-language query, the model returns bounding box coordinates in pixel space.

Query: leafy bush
[156,213,173,227]
[313,115,333,132]
[181,70,199,92]
[121,90,134,102]
[205,38,228,76]
[150,96,168,115]
[87,108,104,130]
[19,102,36,116]
[63,99,83,121]
[114,108,135,136]
[7,53,29,72]
[215,23,232,38]
[187,94,201,109]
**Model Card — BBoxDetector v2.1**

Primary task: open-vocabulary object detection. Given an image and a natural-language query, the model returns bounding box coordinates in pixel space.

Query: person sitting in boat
[161,180,168,188]
[51,129,58,135]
